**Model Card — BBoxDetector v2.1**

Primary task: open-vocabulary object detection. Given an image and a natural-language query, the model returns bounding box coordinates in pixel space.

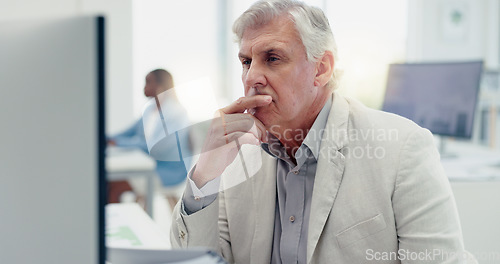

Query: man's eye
[267,57,279,62]
[242,59,251,66]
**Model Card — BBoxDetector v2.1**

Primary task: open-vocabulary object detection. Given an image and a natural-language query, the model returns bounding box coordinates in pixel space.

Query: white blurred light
[174,77,219,124]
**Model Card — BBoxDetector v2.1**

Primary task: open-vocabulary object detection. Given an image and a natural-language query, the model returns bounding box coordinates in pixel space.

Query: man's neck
[270,93,330,162]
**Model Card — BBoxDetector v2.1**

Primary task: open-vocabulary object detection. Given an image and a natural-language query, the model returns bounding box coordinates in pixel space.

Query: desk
[106,147,156,216]
[106,203,170,248]
[440,141,500,263]
[106,203,225,264]
[440,140,500,181]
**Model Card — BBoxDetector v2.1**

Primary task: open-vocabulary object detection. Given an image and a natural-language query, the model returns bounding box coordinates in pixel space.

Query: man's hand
[191,95,272,188]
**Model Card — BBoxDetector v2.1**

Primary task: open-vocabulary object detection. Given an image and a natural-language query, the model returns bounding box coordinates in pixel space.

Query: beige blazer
[170,93,466,264]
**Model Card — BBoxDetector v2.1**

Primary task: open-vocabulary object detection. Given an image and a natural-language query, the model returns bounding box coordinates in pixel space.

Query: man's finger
[224,118,263,142]
[225,132,260,147]
[221,95,272,114]
[223,113,267,142]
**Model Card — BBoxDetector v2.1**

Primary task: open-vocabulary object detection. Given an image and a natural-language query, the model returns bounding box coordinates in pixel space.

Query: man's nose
[244,62,266,88]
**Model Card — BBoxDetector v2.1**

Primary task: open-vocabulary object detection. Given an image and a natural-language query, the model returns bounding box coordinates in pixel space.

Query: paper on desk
[106,203,170,249]
[107,248,226,264]
[106,203,226,264]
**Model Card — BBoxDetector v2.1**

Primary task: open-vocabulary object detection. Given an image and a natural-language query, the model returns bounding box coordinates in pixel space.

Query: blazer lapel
[307,93,349,263]
[250,150,277,263]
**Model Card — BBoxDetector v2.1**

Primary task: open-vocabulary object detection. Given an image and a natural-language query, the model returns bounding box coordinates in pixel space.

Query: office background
[2,0,497,143]
[1,0,499,263]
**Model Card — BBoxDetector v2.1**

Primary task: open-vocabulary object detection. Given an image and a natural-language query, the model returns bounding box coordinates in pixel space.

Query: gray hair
[233,0,339,90]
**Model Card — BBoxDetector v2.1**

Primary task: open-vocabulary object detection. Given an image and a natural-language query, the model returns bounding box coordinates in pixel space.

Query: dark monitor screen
[382,61,483,138]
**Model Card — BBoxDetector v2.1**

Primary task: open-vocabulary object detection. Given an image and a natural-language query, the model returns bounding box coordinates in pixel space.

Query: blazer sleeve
[392,128,465,263]
[170,180,234,263]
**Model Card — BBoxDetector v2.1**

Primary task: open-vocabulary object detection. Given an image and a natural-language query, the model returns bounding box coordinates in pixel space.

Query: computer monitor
[0,16,106,263]
[382,61,483,139]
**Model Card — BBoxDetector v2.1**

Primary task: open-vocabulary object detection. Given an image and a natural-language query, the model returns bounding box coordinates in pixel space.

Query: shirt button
[194,196,201,201]
[289,216,295,222]
[293,170,299,175]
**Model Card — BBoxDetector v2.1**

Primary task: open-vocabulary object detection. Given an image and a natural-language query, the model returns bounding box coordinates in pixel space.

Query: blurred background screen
[383,61,483,138]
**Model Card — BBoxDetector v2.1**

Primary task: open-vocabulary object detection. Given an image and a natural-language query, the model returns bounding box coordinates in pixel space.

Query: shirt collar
[261,94,333,162]
[301,94,332,161]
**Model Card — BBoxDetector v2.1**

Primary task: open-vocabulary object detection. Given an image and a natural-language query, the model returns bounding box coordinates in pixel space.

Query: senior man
[170,0,466,263]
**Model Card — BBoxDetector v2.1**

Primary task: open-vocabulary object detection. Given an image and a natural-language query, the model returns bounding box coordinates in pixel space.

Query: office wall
[325,0,407,109]
[407,0,500,147]
[132,0,223,116]
[81,0,134,134]
[407,0,499,69]
[0,0,135,134]
[451,181,500,264]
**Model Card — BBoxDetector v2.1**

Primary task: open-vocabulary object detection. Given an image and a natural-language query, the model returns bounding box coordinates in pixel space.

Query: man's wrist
[191,166,221,189]
[182,167,221,215]
[191,168,207,189]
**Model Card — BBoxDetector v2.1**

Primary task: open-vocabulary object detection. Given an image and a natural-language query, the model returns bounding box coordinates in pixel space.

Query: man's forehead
[239,22,300,57]
[239,38,290,57]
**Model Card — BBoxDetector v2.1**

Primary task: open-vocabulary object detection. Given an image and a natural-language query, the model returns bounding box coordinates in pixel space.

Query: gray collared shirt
[261,96,332,264]
[182,95,333,264]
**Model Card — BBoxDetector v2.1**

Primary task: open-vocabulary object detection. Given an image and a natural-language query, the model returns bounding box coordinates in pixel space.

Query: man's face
[144,73,159,97]
[239,15,319,130]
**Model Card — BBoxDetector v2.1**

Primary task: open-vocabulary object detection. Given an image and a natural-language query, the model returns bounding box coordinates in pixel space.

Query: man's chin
[253,110,275,129]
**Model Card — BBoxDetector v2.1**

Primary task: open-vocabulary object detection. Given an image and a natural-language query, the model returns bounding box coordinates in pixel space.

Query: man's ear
[314,51,334,87]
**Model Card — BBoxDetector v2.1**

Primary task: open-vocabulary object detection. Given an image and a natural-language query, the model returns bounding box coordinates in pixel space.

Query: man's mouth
[247,86,273,98]
[246,87,274,115]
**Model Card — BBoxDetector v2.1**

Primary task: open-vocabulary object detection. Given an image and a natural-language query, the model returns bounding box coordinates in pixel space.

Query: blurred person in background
[108,69,191,209]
